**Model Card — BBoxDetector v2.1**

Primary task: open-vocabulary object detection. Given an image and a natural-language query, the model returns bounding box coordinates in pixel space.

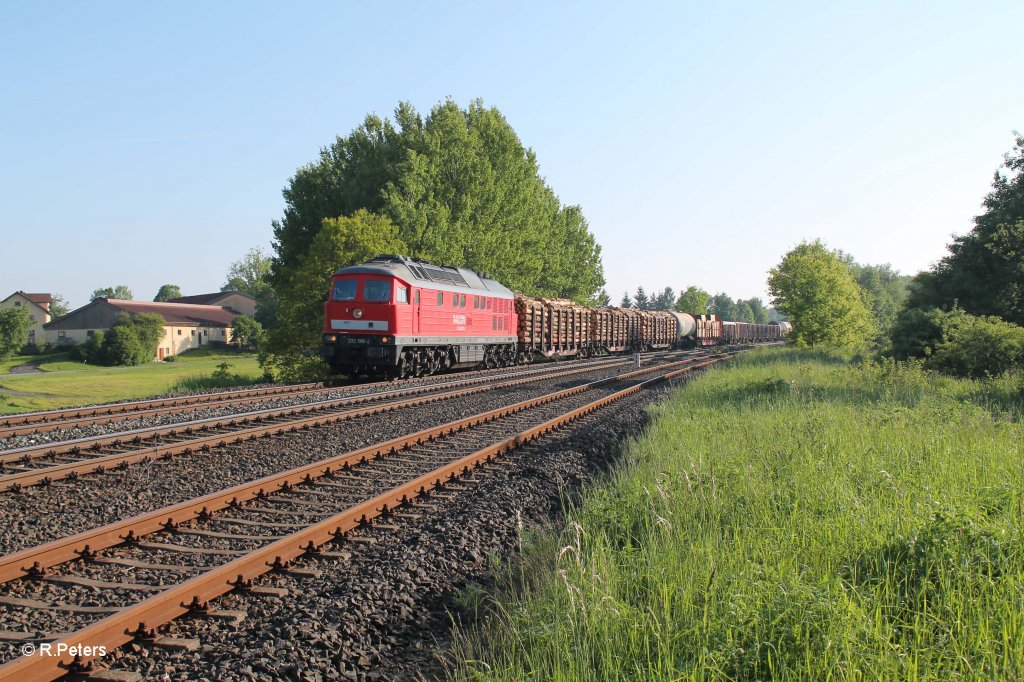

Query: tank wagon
[320,255,788,378]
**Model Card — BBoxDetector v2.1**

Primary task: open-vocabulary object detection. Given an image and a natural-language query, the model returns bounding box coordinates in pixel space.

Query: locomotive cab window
[437,292,443,306]
[363,280,391,302]
[397,287,408,304]
[331,279,357,301]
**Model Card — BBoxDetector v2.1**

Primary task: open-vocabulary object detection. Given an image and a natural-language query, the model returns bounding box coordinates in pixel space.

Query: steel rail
[0,383,321,430]
[0,352,652,439]
[0,354,690,492]
[0,355,728,681]
[0,355,724,584]
[0,348,675,434]
[0,352,663,465]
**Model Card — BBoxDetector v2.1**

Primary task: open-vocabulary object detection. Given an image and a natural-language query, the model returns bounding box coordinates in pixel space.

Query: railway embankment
[446,348,1024,680]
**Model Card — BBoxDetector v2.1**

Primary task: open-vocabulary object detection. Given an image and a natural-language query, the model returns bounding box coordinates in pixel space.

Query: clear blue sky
[2,2,1022,309]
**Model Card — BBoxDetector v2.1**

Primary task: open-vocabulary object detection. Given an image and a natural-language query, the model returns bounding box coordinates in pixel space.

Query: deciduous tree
[231,315,263,348]
[223,247,278,329]
[907,134,1024,324]
[271,99,604,305]
[0,308,31,359]
[49,294,70,319]
[91,285,133,301]
[263,210,407,380]
[768,240,875,348]
[99,313,164,365]
[675,286,710,314]
[733,301,756,323]
[153,284,182,302]
[709,293,737,321]
[737,297,769,324]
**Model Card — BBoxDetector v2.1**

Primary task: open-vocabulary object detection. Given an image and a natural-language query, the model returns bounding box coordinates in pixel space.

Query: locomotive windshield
[331,279,357,301]
[363,280,392,302]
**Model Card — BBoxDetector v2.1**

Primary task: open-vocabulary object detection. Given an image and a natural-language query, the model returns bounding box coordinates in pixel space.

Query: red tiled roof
[22,293,52,305]
[105,300,238,326]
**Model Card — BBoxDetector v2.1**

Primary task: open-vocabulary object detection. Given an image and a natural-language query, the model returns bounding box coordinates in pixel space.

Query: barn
[44,298,240,360]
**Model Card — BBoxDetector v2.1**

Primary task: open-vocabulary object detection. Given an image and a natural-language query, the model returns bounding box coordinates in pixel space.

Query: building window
[87,330,94,337]
[28,330,35,338]
[29,314,35,322]
[14,301,20,307]
[58,331,66,338]
[177,329,182,336]
[221,329,226,336]
[191,330,195,336]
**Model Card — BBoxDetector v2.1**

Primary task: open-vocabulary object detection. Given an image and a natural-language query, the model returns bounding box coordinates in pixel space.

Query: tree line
[616,286,783,324]
[768,133,1024,378]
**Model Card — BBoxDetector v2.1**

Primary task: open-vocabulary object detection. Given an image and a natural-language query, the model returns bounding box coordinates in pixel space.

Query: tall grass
[449,348,1024,680]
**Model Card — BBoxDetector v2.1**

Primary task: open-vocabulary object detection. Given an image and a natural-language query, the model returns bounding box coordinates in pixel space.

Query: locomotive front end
[321,272,403,376]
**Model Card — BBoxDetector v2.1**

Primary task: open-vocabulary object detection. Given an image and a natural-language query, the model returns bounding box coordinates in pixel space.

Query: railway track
[0,353,635,439]
[0,352,731,680]
[0,351,713,492]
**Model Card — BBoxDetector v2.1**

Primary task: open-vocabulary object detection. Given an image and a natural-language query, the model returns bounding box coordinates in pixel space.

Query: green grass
[450,348,1024,681]
[0,352,263,414]
[0,352,71,374]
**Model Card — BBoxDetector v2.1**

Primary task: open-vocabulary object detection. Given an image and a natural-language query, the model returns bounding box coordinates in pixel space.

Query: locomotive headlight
[324,334,336,342]
[380,336,389,344]
[353,308,363,319]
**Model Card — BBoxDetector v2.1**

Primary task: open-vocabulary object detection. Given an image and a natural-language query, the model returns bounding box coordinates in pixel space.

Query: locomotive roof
[333,255,515,299]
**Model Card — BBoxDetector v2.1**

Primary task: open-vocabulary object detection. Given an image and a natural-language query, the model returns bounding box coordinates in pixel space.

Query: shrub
[21,340,52,355]
[99,314,164,366]
[887,306,965,360]
[889,306,1024,378]
[930,315,1024,378]
[0,307,31,360]
[101,325,148,366]
[82,332,104,364]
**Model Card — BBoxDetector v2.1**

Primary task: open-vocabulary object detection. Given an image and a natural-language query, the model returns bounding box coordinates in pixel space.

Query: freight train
[320,255,789,378]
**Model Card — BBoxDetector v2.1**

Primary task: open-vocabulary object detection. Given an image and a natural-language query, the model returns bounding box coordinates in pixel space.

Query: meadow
[451,348,1024,680]
[0,348,264,414]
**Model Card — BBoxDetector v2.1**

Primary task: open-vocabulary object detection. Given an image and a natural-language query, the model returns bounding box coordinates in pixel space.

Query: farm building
[1,291,52,346]
[44,298,240,360]
[167,291,256,316]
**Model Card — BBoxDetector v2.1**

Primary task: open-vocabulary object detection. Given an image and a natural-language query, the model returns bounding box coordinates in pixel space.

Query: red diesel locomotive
[321,255,518,378]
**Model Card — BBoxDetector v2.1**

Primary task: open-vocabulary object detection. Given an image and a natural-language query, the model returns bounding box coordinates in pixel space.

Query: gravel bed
[0,361,655,555]
[90,379,682,681]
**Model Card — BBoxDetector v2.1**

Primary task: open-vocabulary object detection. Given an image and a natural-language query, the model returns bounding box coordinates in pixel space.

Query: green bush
[887,307,963,360]
[888,307,1024,378]
[930,315,1024,378]
[99,313,164,366]
[101,325,147,366]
